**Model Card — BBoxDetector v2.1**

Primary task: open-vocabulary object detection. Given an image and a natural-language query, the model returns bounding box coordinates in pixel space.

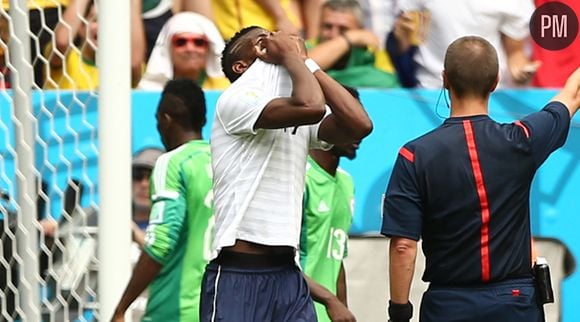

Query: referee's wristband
[304,58,321,73]
[388,300,413,322]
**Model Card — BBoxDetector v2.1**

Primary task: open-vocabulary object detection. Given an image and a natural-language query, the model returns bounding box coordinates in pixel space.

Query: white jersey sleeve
[215,85,276,136]
[308,105,333,150]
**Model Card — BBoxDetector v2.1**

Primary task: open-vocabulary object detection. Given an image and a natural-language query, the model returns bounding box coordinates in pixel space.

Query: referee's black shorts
[420,277,544,322]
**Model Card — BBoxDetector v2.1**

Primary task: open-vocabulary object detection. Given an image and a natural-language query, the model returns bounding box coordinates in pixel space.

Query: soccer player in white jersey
[200,27,373,322]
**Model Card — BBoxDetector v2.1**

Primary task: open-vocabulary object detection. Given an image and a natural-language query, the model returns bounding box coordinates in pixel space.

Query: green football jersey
[142,140,214,322]
[300,157,354,322]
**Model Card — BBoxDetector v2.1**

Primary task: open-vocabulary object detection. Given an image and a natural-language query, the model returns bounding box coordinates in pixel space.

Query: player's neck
[309,150,338,177]
[449,94,490,117]
[168,131,202,150]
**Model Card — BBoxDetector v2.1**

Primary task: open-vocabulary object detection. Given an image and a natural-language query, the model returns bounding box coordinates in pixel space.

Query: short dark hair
[221,26,262,82]
[444,36,499,98]
[159,79,206,131]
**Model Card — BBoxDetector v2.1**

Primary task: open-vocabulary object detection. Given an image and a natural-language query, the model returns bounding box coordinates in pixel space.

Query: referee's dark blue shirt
[381,102,571,286]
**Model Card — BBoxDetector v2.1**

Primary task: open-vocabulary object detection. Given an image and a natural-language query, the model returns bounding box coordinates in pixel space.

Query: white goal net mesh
[1,1,103,320]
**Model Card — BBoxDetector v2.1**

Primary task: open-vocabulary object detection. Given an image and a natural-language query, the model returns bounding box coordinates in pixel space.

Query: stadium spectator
[112,79,214,322]
[358,0,397,49]
[307,0,399,88]
[300,86,362,322]
[202,27,372,322]
[173,0,214,21]
[137,12,229,90]
[141,0,173,60]
[0,13,10,89]
[298,0,323,41]
[130,147,164,246]
[382,36,580,322]
[44,0,145,90]
[35,148,162,252]
[388,0,538,88]
[34,149,163,321]
[1,0,68,87]
[142,0,221,61]
[532,0,580,87]
[211,0,309,40]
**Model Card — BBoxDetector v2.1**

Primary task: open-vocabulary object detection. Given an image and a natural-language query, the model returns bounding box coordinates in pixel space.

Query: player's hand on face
[290,35,308,60]
[276,15,301,36]
[255,31,301,65]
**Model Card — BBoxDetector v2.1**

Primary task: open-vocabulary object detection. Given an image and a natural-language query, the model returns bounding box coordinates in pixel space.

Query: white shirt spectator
[359,0,398,49]
[138,12,225,90]
[399,0,534,88]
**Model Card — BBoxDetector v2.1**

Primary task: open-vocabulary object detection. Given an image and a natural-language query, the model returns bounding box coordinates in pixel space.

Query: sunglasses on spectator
[132,167,152,182]
[171,35,209,49]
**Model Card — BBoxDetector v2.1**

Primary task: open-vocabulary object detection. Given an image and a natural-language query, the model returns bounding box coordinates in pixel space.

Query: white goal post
[96,0,132,319]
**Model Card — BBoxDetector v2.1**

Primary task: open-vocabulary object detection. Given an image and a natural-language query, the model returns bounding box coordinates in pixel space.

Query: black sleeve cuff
[388,300,413,322]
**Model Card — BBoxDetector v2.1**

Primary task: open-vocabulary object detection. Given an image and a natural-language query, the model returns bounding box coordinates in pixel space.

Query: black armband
[388,300,413,322]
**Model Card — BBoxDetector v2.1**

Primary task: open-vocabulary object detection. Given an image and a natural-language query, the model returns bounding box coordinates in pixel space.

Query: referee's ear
[490,74,499,93]
[442,70,450,89]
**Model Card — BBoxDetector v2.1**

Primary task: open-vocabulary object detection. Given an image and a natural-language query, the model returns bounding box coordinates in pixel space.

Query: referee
[381,36,580,322]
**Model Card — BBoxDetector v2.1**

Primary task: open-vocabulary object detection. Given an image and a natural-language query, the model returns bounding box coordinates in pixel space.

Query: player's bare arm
[253,32,326,130]
[337,263,348,306]
[111,252,162,321]
[315,70,373,144]
[304,274,356,322]
[286,35,372,144]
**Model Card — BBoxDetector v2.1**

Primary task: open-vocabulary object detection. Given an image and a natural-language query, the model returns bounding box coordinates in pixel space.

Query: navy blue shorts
[199,251,317,322]
[420,278,545,322]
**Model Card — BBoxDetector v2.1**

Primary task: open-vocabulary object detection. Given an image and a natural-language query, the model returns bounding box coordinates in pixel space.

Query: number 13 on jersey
[326,227,347,260]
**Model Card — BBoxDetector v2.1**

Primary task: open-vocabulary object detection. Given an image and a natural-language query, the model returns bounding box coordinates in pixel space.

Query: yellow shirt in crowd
[43,48,230,91]
[2,0,68,10]
[211,0,301,40]
[201,76,230,90]
[44,49,99,90]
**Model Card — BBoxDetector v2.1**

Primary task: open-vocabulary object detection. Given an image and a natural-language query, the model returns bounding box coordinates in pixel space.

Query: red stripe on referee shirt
[462,120,491,282]
[514,121,530,139]
[399,147,415,163]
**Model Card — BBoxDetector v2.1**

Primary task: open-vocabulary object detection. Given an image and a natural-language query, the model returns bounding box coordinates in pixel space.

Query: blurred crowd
[0,0,578,92]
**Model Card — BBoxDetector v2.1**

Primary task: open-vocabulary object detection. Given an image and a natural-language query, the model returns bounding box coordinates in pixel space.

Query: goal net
[0,0,131,320]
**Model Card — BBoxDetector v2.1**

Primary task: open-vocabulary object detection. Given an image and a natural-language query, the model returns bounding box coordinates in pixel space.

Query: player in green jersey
[300,86,361,322]
[112,79,214,322]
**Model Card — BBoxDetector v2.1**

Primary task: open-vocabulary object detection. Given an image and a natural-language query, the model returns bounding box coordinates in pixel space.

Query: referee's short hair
[444,36,499,98]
